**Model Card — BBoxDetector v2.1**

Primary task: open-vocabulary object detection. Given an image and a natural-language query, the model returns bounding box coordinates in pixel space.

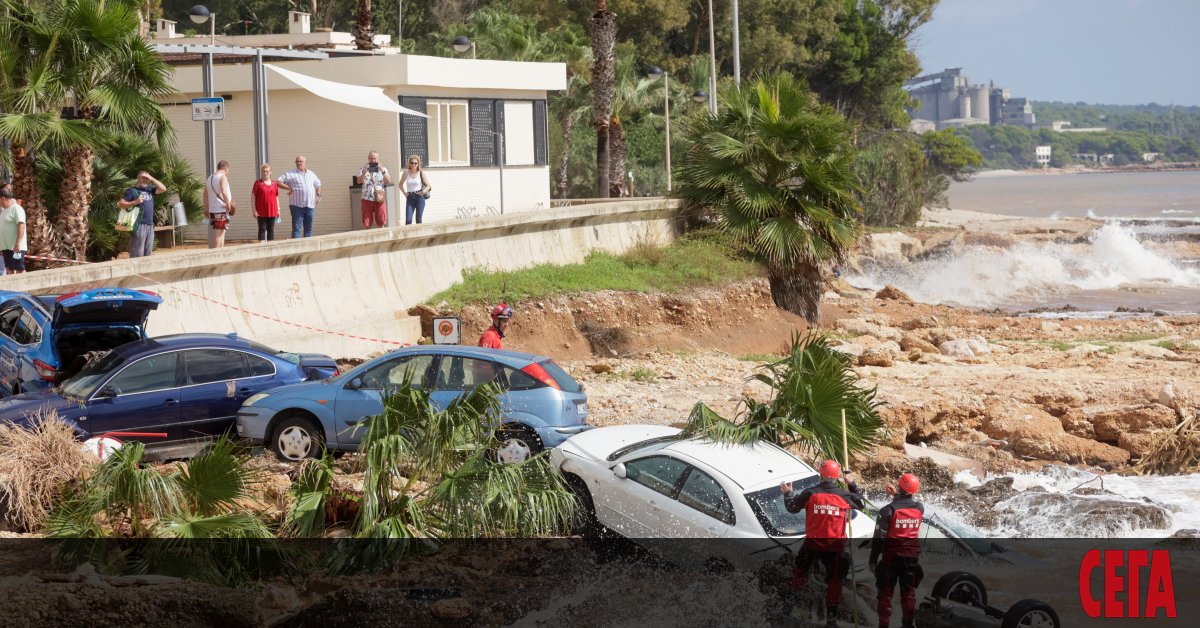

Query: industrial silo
[971,85,990,124]
[958,92,972,119]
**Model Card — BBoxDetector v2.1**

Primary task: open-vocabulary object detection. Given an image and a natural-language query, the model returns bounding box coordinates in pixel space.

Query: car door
[177,349,251,440]
[0,304,23,393]
[83,351,183,444]
[430,356,502,411]
[333,353,435,447]
[599,455,689,537]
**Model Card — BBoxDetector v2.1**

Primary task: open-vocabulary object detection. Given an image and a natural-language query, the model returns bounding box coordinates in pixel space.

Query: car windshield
[248,340,296,364]
[745,474,820,537]
[59,351,128,398]
[605,435,680,462]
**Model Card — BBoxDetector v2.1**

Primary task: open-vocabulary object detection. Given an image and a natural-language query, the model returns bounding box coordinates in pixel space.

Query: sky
[913,0,1200,106]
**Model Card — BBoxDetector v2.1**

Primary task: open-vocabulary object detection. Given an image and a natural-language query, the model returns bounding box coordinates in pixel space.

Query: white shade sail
[264,63,427,117]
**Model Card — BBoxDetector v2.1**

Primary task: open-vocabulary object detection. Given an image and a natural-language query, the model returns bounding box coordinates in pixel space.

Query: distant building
[905,69,1034,130]
[1143,152,1161,162]
[908,118,936,134]
[1074,153,1099,163]
[1035,145,1052,167]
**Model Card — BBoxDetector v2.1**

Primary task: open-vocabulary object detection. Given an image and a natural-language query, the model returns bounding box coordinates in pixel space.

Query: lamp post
[452,35,476,59]
[692,90,709,104]
[646,66,672,193]
[731,0,741,85]
[189,5,216,176]
[705,0,717,114]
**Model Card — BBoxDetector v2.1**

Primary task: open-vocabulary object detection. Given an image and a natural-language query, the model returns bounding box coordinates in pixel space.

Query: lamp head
[452,35,472,52]
[188,5,211,24]
[692,89,708,103]
[646,66,664,79]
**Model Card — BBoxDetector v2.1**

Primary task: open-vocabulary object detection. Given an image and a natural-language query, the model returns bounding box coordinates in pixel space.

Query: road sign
[191,97,225,121]
[433,317,461,345]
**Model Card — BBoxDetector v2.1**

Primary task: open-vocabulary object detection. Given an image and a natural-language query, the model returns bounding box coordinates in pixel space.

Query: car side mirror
[94,386,117,399]
[612,462,627,479]
[347,377,363,390]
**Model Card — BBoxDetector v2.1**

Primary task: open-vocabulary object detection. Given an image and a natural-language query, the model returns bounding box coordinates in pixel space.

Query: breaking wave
[848,222,1200,309]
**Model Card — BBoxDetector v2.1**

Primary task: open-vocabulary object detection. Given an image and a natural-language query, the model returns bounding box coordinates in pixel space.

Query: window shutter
[399,97,428,166]
[494,100,506,164]
[533,100,548,165]
[469,100,496,166]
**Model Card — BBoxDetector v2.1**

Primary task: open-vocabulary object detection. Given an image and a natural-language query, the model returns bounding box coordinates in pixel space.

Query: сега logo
[1079,549,1176,619]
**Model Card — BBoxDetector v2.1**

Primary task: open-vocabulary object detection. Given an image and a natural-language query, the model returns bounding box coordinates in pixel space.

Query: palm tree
[674,74,862,323]
[353,0,377,51]
[587,0,616,198]
[682,333,883,464]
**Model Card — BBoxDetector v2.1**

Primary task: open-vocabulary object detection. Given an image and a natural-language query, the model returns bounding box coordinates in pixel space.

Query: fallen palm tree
[1132,411,1200,475]
[0,410,96,532]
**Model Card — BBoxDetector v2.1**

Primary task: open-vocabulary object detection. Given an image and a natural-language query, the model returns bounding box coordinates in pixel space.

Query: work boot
[901,622,915,628]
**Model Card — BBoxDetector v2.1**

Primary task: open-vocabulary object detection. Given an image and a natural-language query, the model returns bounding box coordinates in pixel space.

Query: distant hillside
[1033,102,1200,141]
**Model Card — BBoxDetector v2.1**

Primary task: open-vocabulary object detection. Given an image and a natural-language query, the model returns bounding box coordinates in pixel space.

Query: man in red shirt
[870,473,925,628]
[478,303,512,349]
[781,459,865,628]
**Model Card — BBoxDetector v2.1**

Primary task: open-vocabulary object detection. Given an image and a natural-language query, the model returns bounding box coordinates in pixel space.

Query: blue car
[0,287,163,395]
[0,333,337,458]
[236,345,591,462]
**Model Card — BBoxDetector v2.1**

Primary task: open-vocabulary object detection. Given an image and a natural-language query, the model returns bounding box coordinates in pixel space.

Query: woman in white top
[205,159,236,248]
[402,154,431,225]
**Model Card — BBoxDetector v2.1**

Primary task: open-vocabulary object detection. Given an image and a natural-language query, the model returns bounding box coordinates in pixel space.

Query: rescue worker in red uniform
[478,303,512,349]
[780,459,866,628]
[869,473,925,628]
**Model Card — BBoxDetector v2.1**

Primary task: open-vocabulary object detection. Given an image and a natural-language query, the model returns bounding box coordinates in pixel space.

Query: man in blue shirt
[117,171,166,258]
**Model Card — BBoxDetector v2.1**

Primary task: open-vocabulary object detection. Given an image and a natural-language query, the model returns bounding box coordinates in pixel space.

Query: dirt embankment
[421,276,1199,475]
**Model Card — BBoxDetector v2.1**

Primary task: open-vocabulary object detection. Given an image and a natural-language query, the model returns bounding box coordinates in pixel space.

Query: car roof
[663,439,816,491]
[389,344,549,364]
[110,333,270,358]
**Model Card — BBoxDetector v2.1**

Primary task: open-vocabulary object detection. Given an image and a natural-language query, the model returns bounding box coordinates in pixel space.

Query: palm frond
[176,437,260,516]
[285,454,336,538]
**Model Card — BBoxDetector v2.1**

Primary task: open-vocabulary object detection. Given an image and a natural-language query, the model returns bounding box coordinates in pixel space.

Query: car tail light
[520,363,561,390]
[138,289,160,298]
[332,369,340,376]
[33,359,56,382]
[56,292,80,302]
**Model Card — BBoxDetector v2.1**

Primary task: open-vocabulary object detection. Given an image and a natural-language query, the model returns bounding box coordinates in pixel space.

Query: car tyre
[493,426,543,464]
[932,571,987,607]
[564,474,599,537]
[1001,599,1059,628]
[271,414,325,462]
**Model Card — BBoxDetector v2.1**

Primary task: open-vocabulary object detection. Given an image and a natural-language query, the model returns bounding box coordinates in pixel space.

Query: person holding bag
[205,160,235,249]
[403,154,431,225]
[356,150,391,228]
[117,170,166,258]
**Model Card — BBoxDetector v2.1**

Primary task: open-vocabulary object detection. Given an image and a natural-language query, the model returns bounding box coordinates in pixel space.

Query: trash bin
[349,184,398,229]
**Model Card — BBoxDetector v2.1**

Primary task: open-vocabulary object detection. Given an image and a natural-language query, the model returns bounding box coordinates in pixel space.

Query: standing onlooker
[252,163,288,242]
[402,154,431,225]
[117,170,166,258]
[0,184,10,276]
[278,155,322,238]
[204,160,235,249]
[0,188,27,275]
[356,150,391,228]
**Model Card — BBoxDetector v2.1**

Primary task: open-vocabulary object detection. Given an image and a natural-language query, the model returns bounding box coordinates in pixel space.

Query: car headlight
[243,393,270,407]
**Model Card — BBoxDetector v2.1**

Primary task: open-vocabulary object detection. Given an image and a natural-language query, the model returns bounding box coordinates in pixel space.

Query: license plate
[577,403,588,415]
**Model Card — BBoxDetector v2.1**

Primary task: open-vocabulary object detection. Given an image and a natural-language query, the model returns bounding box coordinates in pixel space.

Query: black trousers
[257,217,275,241]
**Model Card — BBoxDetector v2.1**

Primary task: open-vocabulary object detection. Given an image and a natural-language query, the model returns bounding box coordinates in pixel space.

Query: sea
[848,170,1200,540]
[849,170,1200,316]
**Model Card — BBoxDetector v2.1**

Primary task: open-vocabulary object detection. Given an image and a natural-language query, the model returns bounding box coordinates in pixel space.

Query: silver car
[236,346,591,462]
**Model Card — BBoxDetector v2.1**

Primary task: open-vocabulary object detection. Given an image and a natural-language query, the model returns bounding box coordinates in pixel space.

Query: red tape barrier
[25,254,411,347]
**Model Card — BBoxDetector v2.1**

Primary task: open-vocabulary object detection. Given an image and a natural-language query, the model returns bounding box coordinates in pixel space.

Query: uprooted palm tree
[682,333,883,465]
[286,380,576,570]
[675,73,863,324]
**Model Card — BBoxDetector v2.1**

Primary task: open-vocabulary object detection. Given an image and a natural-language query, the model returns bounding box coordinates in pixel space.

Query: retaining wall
[0,200,679,358]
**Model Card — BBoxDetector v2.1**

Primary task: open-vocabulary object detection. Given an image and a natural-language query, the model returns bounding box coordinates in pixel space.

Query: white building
[1035,145,1052,167]
[160,43,564,241]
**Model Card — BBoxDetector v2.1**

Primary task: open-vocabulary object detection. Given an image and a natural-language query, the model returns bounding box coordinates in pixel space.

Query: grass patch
[425,230,761,309]
[737,353,780,363]
[1109,332,1163,343]
[1048,342,1075,351]
[626,367,658,383]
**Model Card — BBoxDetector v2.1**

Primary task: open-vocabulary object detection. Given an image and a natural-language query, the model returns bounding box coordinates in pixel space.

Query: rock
[835,317,902,341]
[856,334,882,348]
[899,316,940,330]
[1067,343,1108,357]
[862,232,924,264]
[1089,404,1177,441]
[963,335,991,355]
[589,363,613,374]
[1118,432,1161,458]
[832,343,865,357]
[927,329,959,347]
[993,492,1171,536]
[1151,319,1172,332]
[430,598,474,621]
[1128,344,1178,359]
[1159,382,1176,407]
[1041,321,1063,333]
[938,339,976,359]
[900,334,939,354]
[858,347,895,367]
[983,402,1130,469]
[875,285,912,301]
[880,340,902,354]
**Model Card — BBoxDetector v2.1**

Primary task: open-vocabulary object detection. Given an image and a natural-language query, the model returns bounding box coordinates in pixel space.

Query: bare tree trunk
[10,143,61,262]
[588,4,616,199]
[767,261,823,325]
[55,144,95,261]
[557,114,576,198]
[353,0,377,50]
[608,115,628,197]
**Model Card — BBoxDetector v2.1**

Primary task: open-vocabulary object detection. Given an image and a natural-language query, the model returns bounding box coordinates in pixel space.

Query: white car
[550,424,879,570]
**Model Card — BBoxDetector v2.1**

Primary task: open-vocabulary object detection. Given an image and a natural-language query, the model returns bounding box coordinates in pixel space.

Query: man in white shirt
[0,188,27,274]
[278,155,322,238]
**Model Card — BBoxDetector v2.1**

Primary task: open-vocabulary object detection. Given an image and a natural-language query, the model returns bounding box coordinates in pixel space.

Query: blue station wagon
[0,288,162,395]
[236,345,591,462]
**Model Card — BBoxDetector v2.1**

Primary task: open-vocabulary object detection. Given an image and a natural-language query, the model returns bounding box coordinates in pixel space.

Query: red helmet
[490,303,513,319]
[818,459,841,479]
[898,473,920,494]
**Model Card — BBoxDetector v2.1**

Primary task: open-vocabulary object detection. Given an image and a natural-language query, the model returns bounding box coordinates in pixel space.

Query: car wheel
[564,474,599,537]
[271,415,325,462]
[1001,599,1059,628]
[493,426,543,464]
[932,571,988,607]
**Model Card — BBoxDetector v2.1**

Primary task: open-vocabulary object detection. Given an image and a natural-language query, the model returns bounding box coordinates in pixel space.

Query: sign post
[433,317,461,345]
[191,96,226,121]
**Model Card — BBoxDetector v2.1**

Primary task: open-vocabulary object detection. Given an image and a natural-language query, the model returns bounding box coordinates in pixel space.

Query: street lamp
[646,66,672,193]
[452,35,476,59]
[692,90,708,104]
[188,4,214,47]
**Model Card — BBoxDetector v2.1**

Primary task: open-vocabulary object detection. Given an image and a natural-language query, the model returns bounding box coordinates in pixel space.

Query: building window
[426,100,469,165]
